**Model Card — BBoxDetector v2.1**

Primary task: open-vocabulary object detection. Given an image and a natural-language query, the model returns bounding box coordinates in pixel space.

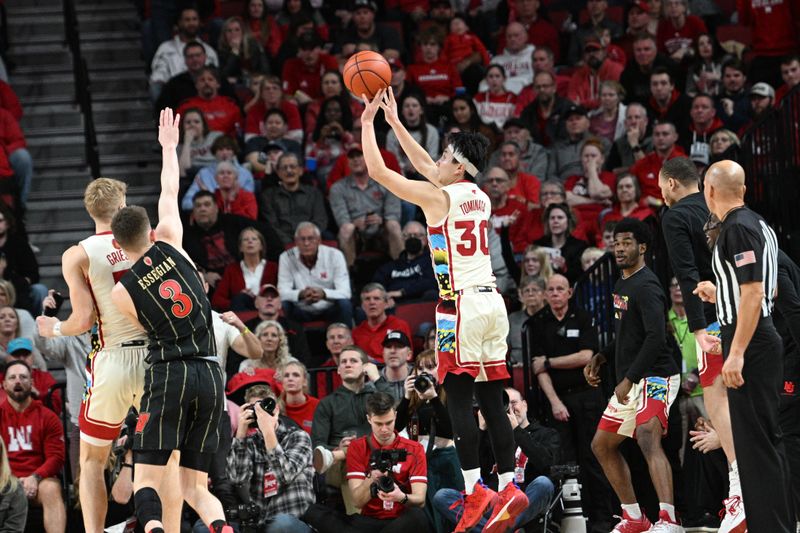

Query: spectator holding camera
[303,391,429,532]
[228,384,315,533]
[434,387,560,532]
[395,349,461,533]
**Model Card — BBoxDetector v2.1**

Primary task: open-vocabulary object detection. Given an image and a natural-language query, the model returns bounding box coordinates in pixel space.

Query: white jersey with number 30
[427,182,496,299]
[79,232,146,349]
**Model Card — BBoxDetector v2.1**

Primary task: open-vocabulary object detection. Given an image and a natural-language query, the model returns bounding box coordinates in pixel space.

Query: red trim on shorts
[598,413,624,433]
[699,352,723,388]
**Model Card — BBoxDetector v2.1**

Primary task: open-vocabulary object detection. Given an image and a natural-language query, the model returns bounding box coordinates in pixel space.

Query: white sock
[659,503,676,522]
[621,503,642,520]
[729,460,742,497]
[462,468,481,495]
[498,472,514,491]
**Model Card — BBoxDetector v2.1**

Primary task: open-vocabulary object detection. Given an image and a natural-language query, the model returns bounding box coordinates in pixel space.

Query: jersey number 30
[455,220,489,256]
[158,280,193,318]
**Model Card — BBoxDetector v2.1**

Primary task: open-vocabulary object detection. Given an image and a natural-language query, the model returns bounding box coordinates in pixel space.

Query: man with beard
[149,7,218,102]
[0,360,66,532]
[585,218,682,532]
[372,221,437,307]
[176,67,242,138]
[568,37,624,111]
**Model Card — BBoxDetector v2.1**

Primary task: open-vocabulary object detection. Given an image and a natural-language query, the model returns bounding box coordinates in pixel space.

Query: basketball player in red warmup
[360,87,528,533]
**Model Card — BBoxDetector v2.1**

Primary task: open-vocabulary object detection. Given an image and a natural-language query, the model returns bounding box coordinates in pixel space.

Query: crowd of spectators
[1,0,800,531]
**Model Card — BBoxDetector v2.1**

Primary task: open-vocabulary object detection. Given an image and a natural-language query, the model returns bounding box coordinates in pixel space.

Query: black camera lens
[248,397,278,428]
[413,373,435,393]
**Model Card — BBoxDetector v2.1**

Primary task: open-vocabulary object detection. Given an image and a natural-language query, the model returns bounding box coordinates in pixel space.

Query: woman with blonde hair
[217,16,270,87]
[278,359,319,434]
[395,349,461,533]
[521,245,554,282]
[0,437,27,530]
[239,320,291,371]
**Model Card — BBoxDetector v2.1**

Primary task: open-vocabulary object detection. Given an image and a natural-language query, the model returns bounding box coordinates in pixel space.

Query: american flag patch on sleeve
[734,250,756,267]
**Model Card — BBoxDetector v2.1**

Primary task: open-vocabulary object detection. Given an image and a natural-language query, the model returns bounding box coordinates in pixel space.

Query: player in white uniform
[360,88,528,533]
[36,178,149,533]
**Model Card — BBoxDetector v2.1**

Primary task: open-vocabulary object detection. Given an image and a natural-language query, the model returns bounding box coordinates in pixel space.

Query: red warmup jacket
[443,32,490,67]
[0,81,22,121]
[352,315,414,363]
[737,0,800,56]
[177,96,242,138]
[284,395,320,434]
[211,260,279,311]
[0,399,65,479]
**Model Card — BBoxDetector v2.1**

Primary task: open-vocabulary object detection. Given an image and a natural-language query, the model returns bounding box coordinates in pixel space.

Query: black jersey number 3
[158,279,193,318]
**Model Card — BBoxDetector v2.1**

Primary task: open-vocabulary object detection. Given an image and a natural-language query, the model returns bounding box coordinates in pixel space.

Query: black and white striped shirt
[711,206,778,326]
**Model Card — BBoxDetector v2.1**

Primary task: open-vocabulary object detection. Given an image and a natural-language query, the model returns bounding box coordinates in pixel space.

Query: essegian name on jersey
[136,256,177,290]
[458,198,486,216]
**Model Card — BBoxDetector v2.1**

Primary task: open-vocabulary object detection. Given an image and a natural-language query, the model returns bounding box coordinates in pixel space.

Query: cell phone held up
[44,292,65,317]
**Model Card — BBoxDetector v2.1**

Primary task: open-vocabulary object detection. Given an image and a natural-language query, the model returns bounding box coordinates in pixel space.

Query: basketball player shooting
[360,88,528,532]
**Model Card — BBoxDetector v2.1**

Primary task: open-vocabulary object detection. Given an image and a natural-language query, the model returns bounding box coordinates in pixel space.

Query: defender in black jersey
[110,109,232,533]
[695,160,794,533]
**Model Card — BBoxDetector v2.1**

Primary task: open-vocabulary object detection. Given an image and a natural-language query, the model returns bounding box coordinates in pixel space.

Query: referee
[695,160,794,532]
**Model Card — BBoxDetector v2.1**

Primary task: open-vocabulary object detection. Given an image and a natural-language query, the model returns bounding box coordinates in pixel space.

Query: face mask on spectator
[405,237,423,255]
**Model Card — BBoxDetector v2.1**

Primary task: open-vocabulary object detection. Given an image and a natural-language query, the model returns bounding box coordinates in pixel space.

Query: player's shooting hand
[158,108,180,150]
[693,281,717,304]
[722,353,745,389]
[378,87,400,125]
[360,88,386,125]
[614,377,633,405]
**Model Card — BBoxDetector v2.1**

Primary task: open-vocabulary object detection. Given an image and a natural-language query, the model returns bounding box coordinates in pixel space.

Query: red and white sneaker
[453,481,498,533]
[718,495,747,533]
[482,482,529,533]
[612,510,652,533]
[647,510,685,532]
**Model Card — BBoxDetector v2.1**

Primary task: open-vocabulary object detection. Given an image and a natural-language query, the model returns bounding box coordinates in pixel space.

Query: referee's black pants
[723,321,796,533]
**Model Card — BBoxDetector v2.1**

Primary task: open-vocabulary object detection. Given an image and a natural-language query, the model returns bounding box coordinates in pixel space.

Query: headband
[448,144,479,177]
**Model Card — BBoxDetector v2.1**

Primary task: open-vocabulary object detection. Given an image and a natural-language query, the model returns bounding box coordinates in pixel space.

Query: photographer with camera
[395,349,461,533]
[227,384,315,533]
[434,387,561,531]
[303,391,430,533]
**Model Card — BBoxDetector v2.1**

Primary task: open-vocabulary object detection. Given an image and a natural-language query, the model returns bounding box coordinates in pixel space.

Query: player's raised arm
[378,87,442,186]
[154,108,182,246]
[360,91,447,221]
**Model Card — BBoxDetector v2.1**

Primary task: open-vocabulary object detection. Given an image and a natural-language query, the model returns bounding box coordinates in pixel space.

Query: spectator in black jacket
[183,190,282,289]
[0,204,45,314]
[434,386,560,531]
[519,71,571,147]
[372,221,437,308]
[620,33,678,105]
[715,59,751,134]
[245,283,311,364]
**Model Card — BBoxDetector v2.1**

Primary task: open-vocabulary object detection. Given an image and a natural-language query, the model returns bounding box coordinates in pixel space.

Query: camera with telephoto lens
[225,502,260,533]
[247,397,277,428]
[550,464,580,480]
[413,372,436,393]
[368,448,408,498]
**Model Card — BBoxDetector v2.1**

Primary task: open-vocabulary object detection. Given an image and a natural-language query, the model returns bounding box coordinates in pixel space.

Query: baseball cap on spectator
[750,82,775,98]
[503,118,528,130]
[226,368,283,405]
[564,104,588,119]
[258,284,280,297]
[630,1,650,13]
[382,330,411,348]
[387,57,404,71]
[7,338,33,355]
[584,36,603,52]
[353,0,378,12]
[298,31,322,50]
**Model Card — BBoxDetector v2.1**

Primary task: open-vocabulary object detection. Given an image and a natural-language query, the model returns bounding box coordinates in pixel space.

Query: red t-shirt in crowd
[737,0,800,56]
[245,100,303,136]
[564,171,617,226]
[281,53,340,100]
[0,399,65,479]
[284,395,320,434]
[177,96,242,138]
[214,189,258,220]
[510,207,545,252]
[352,315,414,363]
[490,199,533,253]
[601,204,656,225]
[346,432,428,520]
[384,0,429,12]
[656,16,708,56]
[630,146,687,201]
[443,32,490,66]
[406,61,463,98]
[508,171,541,207]
[315,358,343,399]
[211,260,279,311]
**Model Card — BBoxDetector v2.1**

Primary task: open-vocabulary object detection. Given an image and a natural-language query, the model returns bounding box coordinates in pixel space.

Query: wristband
[242,327,251,335]
[53,321,63,337]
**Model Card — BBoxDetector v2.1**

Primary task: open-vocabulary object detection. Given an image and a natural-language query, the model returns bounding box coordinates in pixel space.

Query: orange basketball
[342,51,391,99]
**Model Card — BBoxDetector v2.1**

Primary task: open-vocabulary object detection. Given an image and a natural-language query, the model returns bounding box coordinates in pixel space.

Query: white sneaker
[647,511,685,532]
[718,496,747,533]
[312,446,334,474]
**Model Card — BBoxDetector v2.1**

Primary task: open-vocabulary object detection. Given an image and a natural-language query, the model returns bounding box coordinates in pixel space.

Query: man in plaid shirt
[227,384,315,532]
